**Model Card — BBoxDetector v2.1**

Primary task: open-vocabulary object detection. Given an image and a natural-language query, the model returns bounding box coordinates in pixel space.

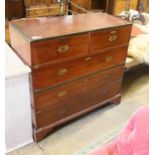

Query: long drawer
[32,46,127,91]
[33,65,124,111]
[90,26,131,53]
[33,81,122,129]
[31,33,89,66]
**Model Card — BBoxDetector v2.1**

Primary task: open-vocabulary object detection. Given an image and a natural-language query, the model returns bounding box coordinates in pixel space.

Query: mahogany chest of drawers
[9,13,132,142]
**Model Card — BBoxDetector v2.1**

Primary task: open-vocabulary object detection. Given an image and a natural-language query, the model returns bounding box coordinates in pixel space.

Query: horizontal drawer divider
[33,64,125,94]
[32,44,128,69]
[33,80,122,114]
[34,94,121,131]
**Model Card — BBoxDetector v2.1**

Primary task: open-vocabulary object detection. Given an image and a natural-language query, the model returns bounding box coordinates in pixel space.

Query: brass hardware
[57,91,67,98]
[110,30,117,34]
[58,68,68,76]
[105,56,113,62]
[82,78,89,82]
[58,45,70,53]
[108,34,117,42]
[84,57,92,61]
[33,65,39,69]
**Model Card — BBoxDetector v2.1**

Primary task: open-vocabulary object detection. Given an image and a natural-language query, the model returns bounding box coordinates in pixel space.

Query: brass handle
[105,56,113,62]
[58,45,70,53]
[58,68,68,76]
[57,91,67,98]
[84,57,92,61]
[110,30,117,34]
[108,34,117,42]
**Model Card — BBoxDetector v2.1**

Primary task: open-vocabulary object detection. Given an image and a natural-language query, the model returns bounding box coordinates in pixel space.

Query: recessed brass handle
[108,34,117,42]
[58,68,68,76]
[105,56,113,62]
[110,30,117,34]
[58,45,70,53]
[57,91,67,98]
[84,57,92,61]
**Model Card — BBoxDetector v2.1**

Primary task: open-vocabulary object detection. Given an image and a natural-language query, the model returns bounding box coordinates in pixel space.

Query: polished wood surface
[32,47,127,90]
[33,81,122,129]
[33,65,124,111]
[31,33,89,65]
[10,25,32,66]
[10,13,131,40]
[9,13,132,142]
[33,94,121,142]
[90,26,131,53]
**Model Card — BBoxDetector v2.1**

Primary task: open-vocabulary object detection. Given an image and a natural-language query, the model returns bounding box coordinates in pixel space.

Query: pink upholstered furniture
[89,105,149,155]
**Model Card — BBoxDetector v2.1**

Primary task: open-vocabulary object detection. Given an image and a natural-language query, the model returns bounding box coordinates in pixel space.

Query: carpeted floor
[7,65,149,155]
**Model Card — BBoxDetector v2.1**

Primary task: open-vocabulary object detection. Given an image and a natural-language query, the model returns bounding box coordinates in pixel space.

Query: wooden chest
[9,13,132,142]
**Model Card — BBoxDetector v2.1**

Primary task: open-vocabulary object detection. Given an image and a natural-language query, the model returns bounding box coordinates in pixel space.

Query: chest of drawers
[9,13,132,142]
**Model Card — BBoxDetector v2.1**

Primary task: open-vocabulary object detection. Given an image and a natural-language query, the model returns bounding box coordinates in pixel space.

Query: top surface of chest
[10,12,131,41]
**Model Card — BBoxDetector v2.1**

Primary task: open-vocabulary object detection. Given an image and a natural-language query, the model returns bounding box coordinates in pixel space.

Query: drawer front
[33,65,124,111]
[34,81,122,129]
[32,46,127,90]
[31,33,89,65]
[90,26,131,53]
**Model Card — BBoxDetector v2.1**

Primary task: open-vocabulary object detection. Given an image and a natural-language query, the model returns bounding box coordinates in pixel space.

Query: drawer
[33,81,122,129]
[33,65,124,111]
[90,26,131,53]
[31,33,89,66]
[32,46,127,90]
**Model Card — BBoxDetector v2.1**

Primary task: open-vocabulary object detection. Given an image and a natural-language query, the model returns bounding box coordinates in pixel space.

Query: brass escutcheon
[105,56,113,62]
[110,30,117,34]
[58,45,70,53]
[57,91,67,98]
[84,57,92,61]
[58,68,68,76]
[108,34,117,42]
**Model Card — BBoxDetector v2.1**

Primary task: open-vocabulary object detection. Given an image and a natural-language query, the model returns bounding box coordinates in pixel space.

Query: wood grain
[9,13,132,142]
[90,26,131,53]
[33,94,121,142]
[32,46,127,90]
[10,13,131,41]
[31,33,89,65]
[33,65,124,111]
[33,81,122,129]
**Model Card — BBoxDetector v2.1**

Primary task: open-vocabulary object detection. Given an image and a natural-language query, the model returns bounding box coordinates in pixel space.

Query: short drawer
[31,33,89,65]
[90,26,131,53]
[33,81,122,129]
[33,65,124,111]
[32,46,127,90]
